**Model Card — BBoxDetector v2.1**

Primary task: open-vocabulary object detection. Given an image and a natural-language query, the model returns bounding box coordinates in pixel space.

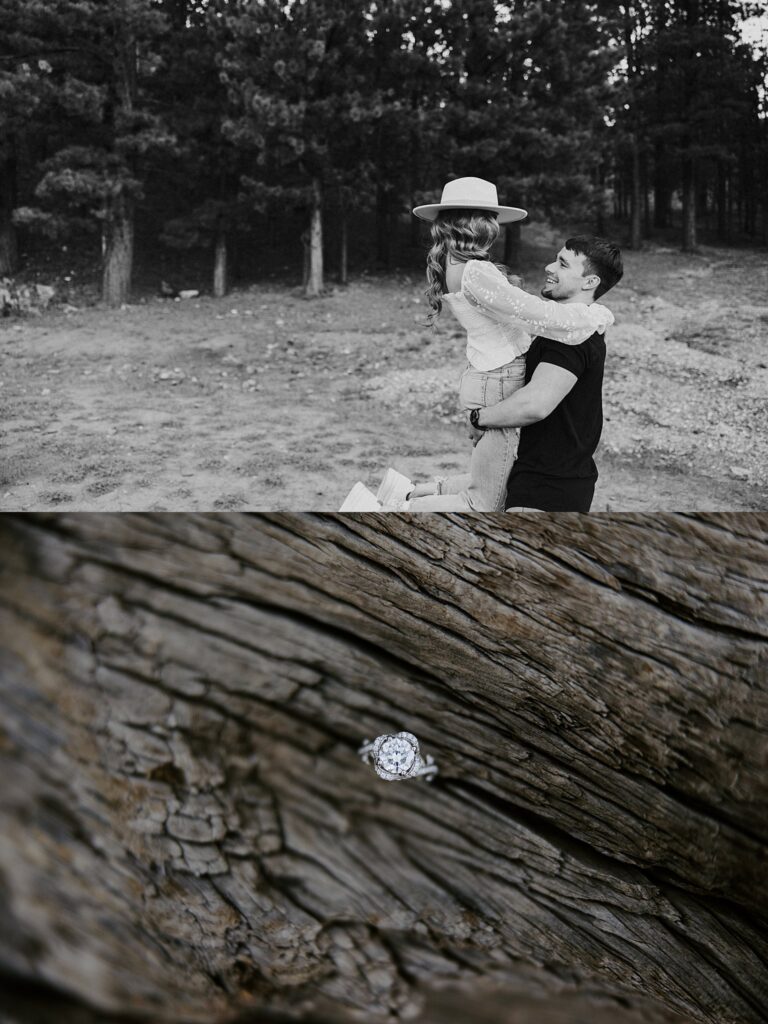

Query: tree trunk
[339,205,348,286]
[100,10,137,308]
[642,150,651,237]
[101,192,134,306]
[681,156,697,252]
[0,513,767,1024]
[0,139,19,276]
[629,139,642,249]
[213,225,227,298]
[305,178,323,298]
[716,160,728,242]
[623,9,642,250]
[653,145,670,229]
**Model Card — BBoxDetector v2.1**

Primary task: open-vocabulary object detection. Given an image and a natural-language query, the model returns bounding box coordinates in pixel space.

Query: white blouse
[443,259,615,371]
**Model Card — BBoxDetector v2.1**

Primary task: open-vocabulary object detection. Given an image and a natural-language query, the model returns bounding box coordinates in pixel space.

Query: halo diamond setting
[359,732,438,782]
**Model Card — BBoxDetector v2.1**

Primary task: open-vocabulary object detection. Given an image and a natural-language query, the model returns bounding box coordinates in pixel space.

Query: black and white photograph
[0,1,766,512]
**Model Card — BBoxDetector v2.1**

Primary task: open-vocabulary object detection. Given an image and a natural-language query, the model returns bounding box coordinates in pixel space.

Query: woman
[404,177,613,512]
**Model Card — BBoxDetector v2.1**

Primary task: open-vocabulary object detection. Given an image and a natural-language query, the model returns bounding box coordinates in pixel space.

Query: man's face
[542,247,598,301]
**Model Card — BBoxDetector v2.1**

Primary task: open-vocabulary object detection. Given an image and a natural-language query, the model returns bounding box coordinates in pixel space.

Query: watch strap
[469,407,486,430]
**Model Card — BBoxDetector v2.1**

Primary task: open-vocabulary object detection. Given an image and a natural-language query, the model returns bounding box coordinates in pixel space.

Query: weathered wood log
[0,513,766,1024]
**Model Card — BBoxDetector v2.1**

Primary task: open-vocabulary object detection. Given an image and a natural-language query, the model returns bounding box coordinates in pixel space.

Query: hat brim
[412,202,528,225]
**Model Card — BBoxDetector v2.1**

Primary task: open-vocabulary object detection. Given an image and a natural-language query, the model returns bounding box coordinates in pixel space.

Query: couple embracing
[403,177,624,513]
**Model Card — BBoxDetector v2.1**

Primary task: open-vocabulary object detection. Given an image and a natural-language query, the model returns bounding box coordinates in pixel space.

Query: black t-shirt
[505,331,606,512]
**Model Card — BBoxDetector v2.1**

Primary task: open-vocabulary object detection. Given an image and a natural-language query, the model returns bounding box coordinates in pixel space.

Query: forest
[1,0,766,306]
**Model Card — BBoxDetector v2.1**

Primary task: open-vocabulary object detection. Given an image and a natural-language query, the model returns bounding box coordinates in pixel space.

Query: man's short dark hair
[565,236,623,300]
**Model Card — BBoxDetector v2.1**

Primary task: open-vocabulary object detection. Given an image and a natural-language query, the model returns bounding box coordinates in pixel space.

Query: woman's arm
[462,260,614,346]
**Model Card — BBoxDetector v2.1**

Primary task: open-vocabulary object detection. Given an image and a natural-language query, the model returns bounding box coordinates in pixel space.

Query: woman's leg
[405,364,477,502]
[405,431,514,512]
[407,358,525,511]
[435,426,519,510]
[407,430,517,512]
[406,489,474,511]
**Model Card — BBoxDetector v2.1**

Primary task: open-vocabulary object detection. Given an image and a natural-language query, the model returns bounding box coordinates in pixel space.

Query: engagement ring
[358,732,438,782]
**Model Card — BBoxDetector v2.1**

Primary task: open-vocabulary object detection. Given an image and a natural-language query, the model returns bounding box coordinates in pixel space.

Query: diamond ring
[358,732,438,782]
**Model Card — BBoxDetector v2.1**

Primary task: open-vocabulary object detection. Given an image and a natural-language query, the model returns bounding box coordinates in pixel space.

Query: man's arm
[472,362,578,432]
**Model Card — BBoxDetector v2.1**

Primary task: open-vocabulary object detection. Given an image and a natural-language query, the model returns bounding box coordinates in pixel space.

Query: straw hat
[412,177,527,224]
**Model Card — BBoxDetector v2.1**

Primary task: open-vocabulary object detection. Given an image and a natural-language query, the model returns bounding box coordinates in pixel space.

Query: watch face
[377,735,416,775]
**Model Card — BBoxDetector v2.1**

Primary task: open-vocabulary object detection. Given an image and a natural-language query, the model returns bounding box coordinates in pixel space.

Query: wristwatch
[469,408,486,431]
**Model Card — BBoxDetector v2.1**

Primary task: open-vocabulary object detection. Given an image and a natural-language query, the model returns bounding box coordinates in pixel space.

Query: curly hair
[425,209,500,326]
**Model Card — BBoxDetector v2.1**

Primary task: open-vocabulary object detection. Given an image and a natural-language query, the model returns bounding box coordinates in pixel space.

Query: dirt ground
[1,236,767,512]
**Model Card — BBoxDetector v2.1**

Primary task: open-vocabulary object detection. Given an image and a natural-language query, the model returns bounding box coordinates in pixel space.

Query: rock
[0,278,56,316]
[729,466,750,480]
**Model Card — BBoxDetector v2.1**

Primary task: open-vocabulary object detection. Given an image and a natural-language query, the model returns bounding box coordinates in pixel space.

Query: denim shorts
[458,355,527,410]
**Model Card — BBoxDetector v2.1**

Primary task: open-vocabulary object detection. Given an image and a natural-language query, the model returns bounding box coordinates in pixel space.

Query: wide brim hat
[413,177,527,225]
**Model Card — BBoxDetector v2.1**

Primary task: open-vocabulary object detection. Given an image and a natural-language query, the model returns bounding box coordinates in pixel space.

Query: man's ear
[582,274,600,293]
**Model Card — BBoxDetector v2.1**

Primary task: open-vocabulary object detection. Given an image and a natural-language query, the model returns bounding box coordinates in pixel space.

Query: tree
[1,513,767,1024]
[219,0,382,296]
[8,0,175,305]
[435,1,620,234]
[0,0,63,275]
[613,0,767,249]
[149,0,249,298]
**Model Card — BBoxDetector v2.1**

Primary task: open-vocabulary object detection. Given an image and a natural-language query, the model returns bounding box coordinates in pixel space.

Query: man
[468,236,623,512]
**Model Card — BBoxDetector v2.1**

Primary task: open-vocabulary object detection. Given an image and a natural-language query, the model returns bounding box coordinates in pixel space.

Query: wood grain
[0,513,765,1024]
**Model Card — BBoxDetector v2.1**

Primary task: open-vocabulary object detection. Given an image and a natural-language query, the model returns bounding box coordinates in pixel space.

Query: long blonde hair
[425,209,500,326]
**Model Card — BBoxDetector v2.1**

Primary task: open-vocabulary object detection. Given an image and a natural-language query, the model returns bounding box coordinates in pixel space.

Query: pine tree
[0,0,59,274]
[414,1,619,236]
[7,0,175,305]
[149,0,248,298]
[617,0,766,248]
[219,0,383,296]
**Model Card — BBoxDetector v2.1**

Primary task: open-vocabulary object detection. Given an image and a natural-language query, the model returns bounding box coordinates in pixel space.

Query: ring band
[359,732,438,782]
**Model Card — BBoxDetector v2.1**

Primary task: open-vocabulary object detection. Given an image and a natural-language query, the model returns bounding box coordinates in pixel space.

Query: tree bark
[305,178,324,298]
[653,144,670,230]
[213,225,227,298]
[100,9,137,307]
[339,205,348,286]
[716,160,728,243]
[629,139,642,249]
[0,513,767,1024]
[642,150,651,237]
[622,8,642,250]
[681,156,697,252]
[0,140,19,276]
[101,192,134,306]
